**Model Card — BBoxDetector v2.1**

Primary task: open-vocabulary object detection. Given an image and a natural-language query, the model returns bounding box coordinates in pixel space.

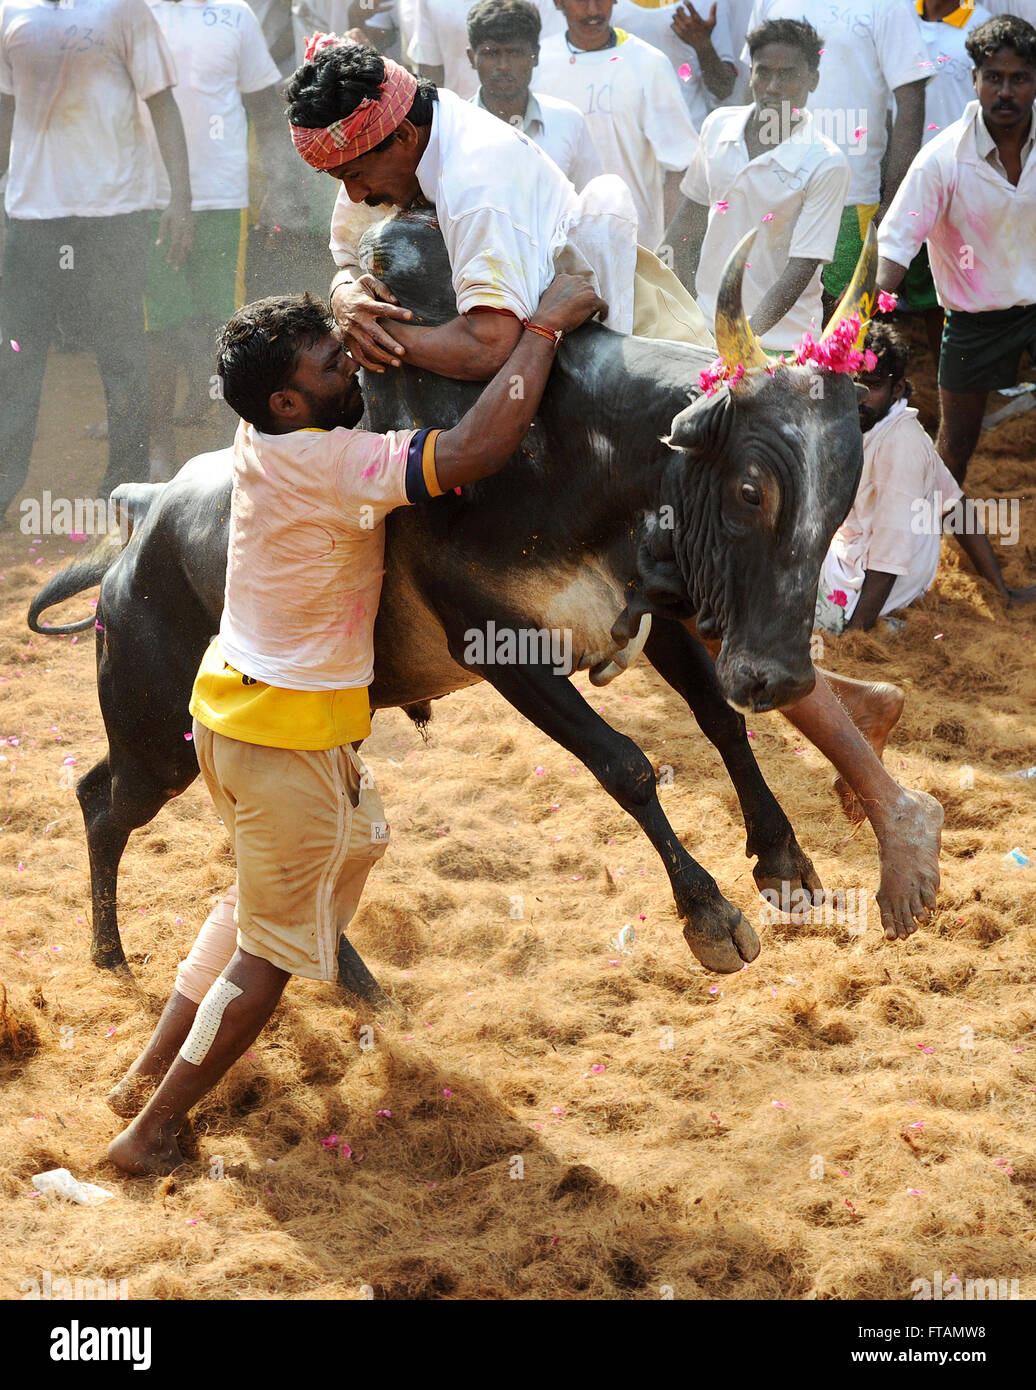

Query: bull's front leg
[643,618,823,904]
[474,654,759,974]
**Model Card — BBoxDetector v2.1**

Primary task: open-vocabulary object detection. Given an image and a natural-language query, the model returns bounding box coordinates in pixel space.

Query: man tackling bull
[107,273,605,1176]
[283,35,944,943]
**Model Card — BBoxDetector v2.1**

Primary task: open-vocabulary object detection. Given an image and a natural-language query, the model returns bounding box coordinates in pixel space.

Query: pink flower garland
[697,311,888,397]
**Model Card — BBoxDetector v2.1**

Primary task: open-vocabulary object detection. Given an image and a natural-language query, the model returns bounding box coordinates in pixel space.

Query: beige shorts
[192,721,389,981]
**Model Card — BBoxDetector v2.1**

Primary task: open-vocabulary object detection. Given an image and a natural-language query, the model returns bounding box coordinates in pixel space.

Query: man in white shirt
[742,0,929,300]
[145,0,307,477]
[666,16,849,350]
[466,0,603,189]
[534,0,700,249]
[410,0,562,94]
[0,0,193,523]
[285,38,709,382]
[877,14,1036,482]
[611,0,736,126]
[817,322,1035,632]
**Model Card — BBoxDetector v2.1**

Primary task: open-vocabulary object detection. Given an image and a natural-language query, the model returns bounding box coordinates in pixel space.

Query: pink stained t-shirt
[218,418,441,692]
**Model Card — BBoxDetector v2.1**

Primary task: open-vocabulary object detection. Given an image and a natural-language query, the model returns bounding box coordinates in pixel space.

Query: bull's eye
[740,482,762,508]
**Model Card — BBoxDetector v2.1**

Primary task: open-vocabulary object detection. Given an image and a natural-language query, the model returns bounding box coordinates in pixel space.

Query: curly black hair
[862,321,911,396]
[467,0,541,51]
[965,14,1036,69]
[746,17,824,73]
[283,43,437,156]
[216,294,333,431]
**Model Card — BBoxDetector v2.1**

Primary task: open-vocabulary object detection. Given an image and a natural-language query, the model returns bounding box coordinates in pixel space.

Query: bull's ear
[664,395,721,456]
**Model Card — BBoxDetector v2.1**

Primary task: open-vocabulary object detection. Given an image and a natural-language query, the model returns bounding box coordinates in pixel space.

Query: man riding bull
[282,34,944,944]
[107,273,604,1176]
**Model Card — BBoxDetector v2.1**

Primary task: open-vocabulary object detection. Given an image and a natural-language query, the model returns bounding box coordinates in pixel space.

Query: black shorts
[939,303,1036,393]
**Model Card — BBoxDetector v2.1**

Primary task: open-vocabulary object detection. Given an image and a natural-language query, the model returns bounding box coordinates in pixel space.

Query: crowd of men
[0,2,1032,1174]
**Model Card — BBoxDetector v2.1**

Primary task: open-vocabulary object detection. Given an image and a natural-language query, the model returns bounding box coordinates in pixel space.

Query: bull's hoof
[683,901,760,974]
[752,835,824,903]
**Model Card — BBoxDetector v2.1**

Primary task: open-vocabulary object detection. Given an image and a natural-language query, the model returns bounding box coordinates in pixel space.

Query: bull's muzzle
[717,651,817,714]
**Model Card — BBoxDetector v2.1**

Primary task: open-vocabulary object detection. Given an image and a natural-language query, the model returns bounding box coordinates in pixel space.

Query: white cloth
[996,0,1036,18]
[680,105,849,349]
[917,2,992,146]
[742,0,930,205]
[220,419,418,691]
[147,0,280,211]
[471,87,603,191]
[534,29,699,249]
[407,0,563,99]
[821,400,963,621]
[878,100,1036,312]
[0,0,176,218]
[611,0,735,127]
[329,88,640,331]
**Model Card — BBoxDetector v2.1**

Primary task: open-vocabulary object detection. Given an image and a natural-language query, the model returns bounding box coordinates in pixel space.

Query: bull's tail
[27,532,125,634]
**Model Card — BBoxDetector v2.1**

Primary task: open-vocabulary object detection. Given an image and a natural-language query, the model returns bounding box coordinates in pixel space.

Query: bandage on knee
[175,883,239,1005]
[179,976,243,1066]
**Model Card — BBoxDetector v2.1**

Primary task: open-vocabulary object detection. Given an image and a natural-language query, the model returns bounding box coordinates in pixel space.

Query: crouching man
[107,273,603,1176]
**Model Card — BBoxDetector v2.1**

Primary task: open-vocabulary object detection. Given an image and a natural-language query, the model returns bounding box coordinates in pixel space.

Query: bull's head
[638,229,876,714]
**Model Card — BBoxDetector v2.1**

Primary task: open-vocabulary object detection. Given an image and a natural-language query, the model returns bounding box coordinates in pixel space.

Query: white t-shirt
[918,2,991,145]
[742,0,930,205]
[997,0,1036,18]
[0,0,176,218]
[471,86,603,191]
[221,418,427,690]
[535,29,699,250]
[407,0,564,99]
[611,0,735,127]
[680,105,849,349]
[879,100,1036,311]
[148,0,281,210]
[329,88,640,330]
[822,399,962,620]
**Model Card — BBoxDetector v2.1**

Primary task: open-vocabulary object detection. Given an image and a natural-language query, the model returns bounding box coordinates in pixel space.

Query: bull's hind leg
[644,619,823,903]
[78,746,197,970]
[477,658,758,974]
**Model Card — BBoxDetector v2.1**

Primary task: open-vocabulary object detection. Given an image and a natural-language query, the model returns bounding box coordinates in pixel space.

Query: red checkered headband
[290,34,420,171]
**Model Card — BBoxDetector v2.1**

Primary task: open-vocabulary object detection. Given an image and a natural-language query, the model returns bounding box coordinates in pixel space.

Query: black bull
[29,207,868,990]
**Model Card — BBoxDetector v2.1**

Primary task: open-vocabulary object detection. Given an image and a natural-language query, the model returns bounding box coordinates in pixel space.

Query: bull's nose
[724,659,816,713]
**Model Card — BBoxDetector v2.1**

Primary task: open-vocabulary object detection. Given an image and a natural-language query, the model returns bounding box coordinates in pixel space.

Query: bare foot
[108,1118,185,1177]
[106,1072,158,1120]
[872,788,943,940]
[826,678,905,823]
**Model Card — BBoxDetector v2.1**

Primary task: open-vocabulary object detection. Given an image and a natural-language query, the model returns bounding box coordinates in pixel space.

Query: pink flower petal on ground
[442,1088,452,1097]
[772,1100,787,1108]
[340,1143,353,1158]
[534,766,544,775]
[918,1044,934,1053]
[105,1027,116,1037]
[708,985,719,994]
[907,1187,925,1195]
[591,1064,606,1074]
[933,633,943,641]
[677,62,692,81]
[321,1134,340,1148]
[376,1109,392,1118]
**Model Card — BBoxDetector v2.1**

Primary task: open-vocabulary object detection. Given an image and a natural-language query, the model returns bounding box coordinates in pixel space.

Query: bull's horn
[714,230,768,371]
[821,222,878,347]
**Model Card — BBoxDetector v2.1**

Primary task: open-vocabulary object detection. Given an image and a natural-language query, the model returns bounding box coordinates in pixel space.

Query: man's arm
[670,3,736,101]
[749,257,821,339]
[877,80,926,223]
[662,197,709,289]
[0,92,13,181]
[845,570,896,630]
[433,276,607,488]
[330,269,526,380]
[949,518,1036,607]
[144,88,193,269]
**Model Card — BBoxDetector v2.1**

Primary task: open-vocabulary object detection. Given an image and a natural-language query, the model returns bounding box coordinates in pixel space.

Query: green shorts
[822,203,878,301]
[901,242,940,313]
[939,303,1036,393]
[145,208,247,334]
